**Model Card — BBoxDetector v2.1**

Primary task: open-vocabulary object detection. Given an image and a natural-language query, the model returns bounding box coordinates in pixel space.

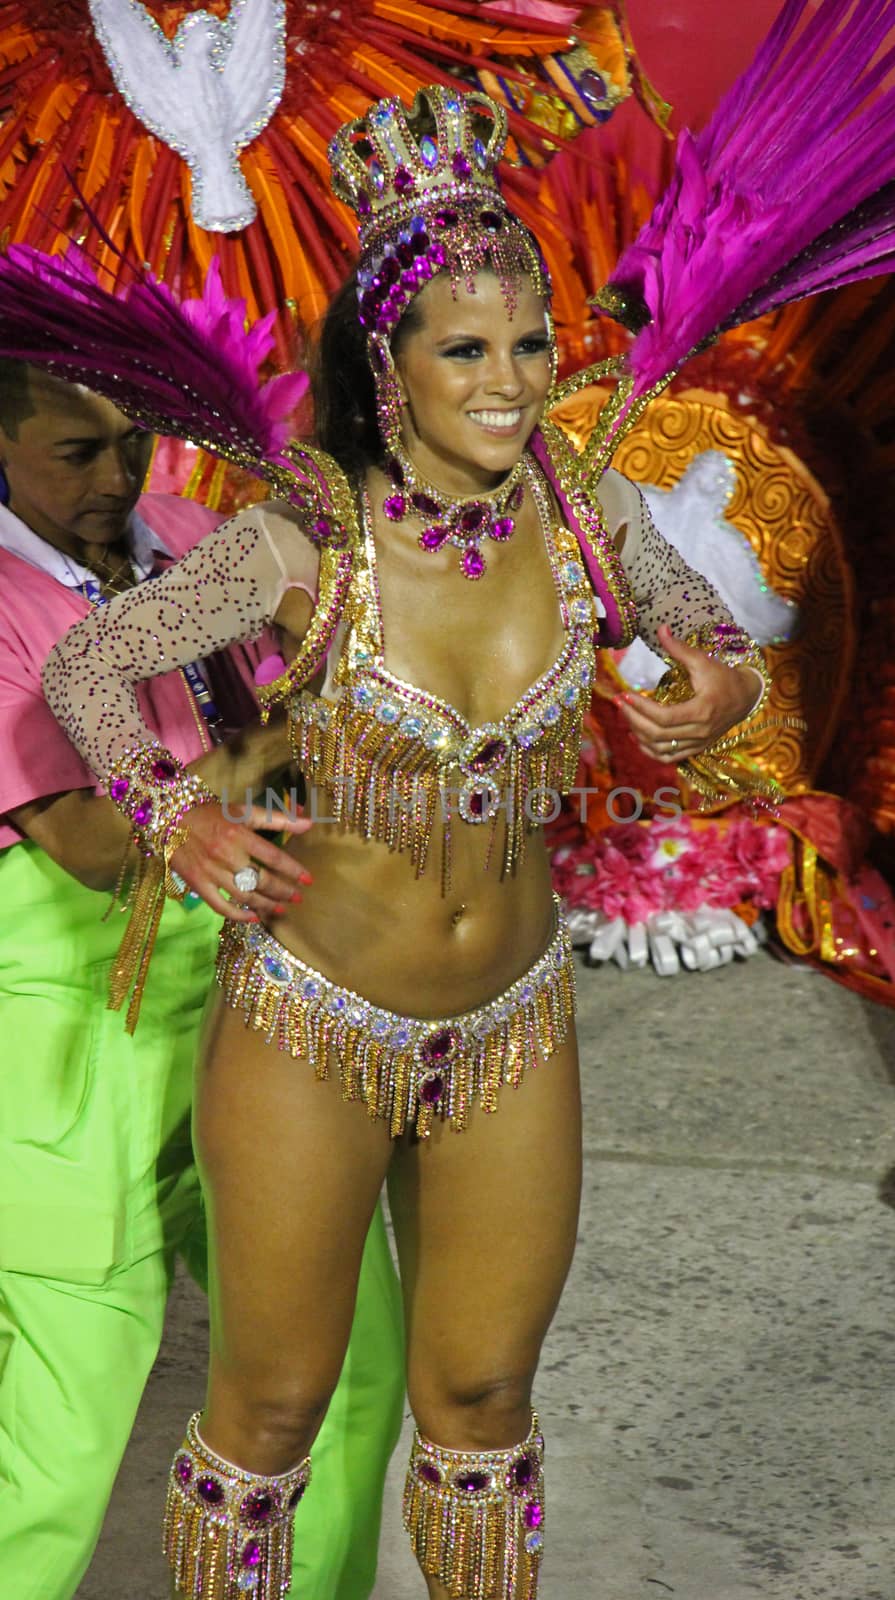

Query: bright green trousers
[0,842,405,1598]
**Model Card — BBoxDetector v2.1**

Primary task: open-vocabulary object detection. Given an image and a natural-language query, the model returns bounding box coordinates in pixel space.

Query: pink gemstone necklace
[382,442,526,580]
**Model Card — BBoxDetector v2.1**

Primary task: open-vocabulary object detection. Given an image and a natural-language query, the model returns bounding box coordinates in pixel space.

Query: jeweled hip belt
[215,899,575,1137]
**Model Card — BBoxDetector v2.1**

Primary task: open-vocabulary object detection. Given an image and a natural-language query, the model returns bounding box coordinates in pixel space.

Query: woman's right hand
[168,801,313,921]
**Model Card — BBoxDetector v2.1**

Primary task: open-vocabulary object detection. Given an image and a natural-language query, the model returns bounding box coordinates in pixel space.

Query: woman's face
[392,271,552,493]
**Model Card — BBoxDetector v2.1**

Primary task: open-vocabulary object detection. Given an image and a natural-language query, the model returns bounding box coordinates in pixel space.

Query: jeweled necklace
[382,443,526,580]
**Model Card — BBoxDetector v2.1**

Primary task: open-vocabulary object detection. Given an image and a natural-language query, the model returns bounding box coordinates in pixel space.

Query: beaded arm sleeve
[599,469,777,805]
[601,469,765,690]
[42,502,319,782]
[41,502,325,1032]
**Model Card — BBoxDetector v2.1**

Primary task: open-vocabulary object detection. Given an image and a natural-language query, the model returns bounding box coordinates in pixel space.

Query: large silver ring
[233,865,260,896]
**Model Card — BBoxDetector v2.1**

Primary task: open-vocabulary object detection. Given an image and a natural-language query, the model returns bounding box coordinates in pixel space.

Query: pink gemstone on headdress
[410,491,441,518]
[462,546,485,579]
[133,799,153,827]
[411,232,430,255]
[381,255,400,286]
[151,757,177,781]
[490,517,514,541]
[393,165,415,195]
[428,242,447,268]
[312,517,332,542]
[242,1540,262,1569]
[389,287,407,310]
[357,191,372,217]
[384,494,406,521]
[419,525,450,552]
[401,268,418,290]
[110,777,130,802]
[241,1489,274,1526]
[452,151,472,179]
[460,502,487,532]
[418,1461,442,1486]
[524,1500,544,1530]
[433,208,458,229]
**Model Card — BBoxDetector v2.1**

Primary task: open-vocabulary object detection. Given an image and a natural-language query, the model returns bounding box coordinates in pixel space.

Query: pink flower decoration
[552,814,787,921]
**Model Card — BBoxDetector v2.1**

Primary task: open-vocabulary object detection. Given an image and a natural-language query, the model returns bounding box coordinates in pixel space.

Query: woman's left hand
[616,624,762,764]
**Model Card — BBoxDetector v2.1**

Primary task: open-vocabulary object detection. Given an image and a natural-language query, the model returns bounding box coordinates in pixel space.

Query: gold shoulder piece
[536,414,638,646]
[256,449,360,713]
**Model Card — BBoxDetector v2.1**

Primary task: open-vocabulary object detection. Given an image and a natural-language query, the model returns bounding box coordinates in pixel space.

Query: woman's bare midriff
[264,802,557,1019]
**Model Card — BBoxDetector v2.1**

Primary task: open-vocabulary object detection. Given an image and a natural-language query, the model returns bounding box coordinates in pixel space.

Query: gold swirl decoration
[551,387,854,793]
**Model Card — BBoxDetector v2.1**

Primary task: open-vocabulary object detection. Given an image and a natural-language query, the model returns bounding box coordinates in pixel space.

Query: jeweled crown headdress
[328,84,551,334]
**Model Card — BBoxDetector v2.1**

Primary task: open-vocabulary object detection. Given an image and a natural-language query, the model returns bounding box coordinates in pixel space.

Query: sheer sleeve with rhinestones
[42,502,320,777]
[598,467,736,650]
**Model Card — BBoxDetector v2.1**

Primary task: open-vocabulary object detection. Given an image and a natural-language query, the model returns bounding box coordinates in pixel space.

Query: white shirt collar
[0,501,171,587]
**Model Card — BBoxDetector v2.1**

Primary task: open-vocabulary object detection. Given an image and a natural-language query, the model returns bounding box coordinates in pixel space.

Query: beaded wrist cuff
[164,1412,311,1600]
[652,623,787,807]
[107,740,217,862]
[404,1412,545,1600]
[688,620,772,720]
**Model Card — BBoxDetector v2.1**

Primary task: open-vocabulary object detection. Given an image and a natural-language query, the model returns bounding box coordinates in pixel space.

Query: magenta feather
[601,0,895,402]
[0,245,307,465]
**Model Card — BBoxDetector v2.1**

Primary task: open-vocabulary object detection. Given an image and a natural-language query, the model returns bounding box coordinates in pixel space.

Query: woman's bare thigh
[193,993,395,1464]
[388,1028,582,1445]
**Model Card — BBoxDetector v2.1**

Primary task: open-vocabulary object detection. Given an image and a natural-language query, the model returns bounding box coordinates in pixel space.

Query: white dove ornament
[88,0,286,233]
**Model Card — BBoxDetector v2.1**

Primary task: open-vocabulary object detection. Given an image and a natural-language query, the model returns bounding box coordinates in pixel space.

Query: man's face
[0,372,153,552]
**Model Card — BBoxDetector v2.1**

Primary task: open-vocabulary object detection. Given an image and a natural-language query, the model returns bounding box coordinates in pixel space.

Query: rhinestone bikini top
[288,458,597,884]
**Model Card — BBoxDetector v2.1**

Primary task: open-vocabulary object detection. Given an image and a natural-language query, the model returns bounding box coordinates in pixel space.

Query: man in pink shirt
[0,363,404,1598]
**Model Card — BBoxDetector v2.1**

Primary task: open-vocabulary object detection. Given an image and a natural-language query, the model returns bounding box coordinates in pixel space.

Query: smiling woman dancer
[27,85,770,1600]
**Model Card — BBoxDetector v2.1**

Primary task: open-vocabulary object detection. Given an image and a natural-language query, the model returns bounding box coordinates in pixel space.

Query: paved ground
[80,949,895,1599]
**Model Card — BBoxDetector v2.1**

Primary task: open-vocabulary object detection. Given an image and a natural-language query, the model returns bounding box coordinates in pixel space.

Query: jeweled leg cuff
[163,1412,311,1598]
[403,1411,545,1599]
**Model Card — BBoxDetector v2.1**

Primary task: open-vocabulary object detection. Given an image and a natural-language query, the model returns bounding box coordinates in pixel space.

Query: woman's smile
[467,406,524,435]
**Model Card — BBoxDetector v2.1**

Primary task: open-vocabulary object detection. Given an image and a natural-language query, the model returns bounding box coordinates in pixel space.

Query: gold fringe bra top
[286,459,598,883]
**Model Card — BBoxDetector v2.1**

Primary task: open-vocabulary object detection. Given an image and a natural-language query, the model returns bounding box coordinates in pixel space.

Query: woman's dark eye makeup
[440,334,550,360]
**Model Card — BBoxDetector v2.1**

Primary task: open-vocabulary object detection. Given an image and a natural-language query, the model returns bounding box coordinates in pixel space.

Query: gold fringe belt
[215,900,575,1138]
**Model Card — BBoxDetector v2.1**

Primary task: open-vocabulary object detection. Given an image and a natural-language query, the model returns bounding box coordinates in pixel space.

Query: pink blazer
[0,493,266,848]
